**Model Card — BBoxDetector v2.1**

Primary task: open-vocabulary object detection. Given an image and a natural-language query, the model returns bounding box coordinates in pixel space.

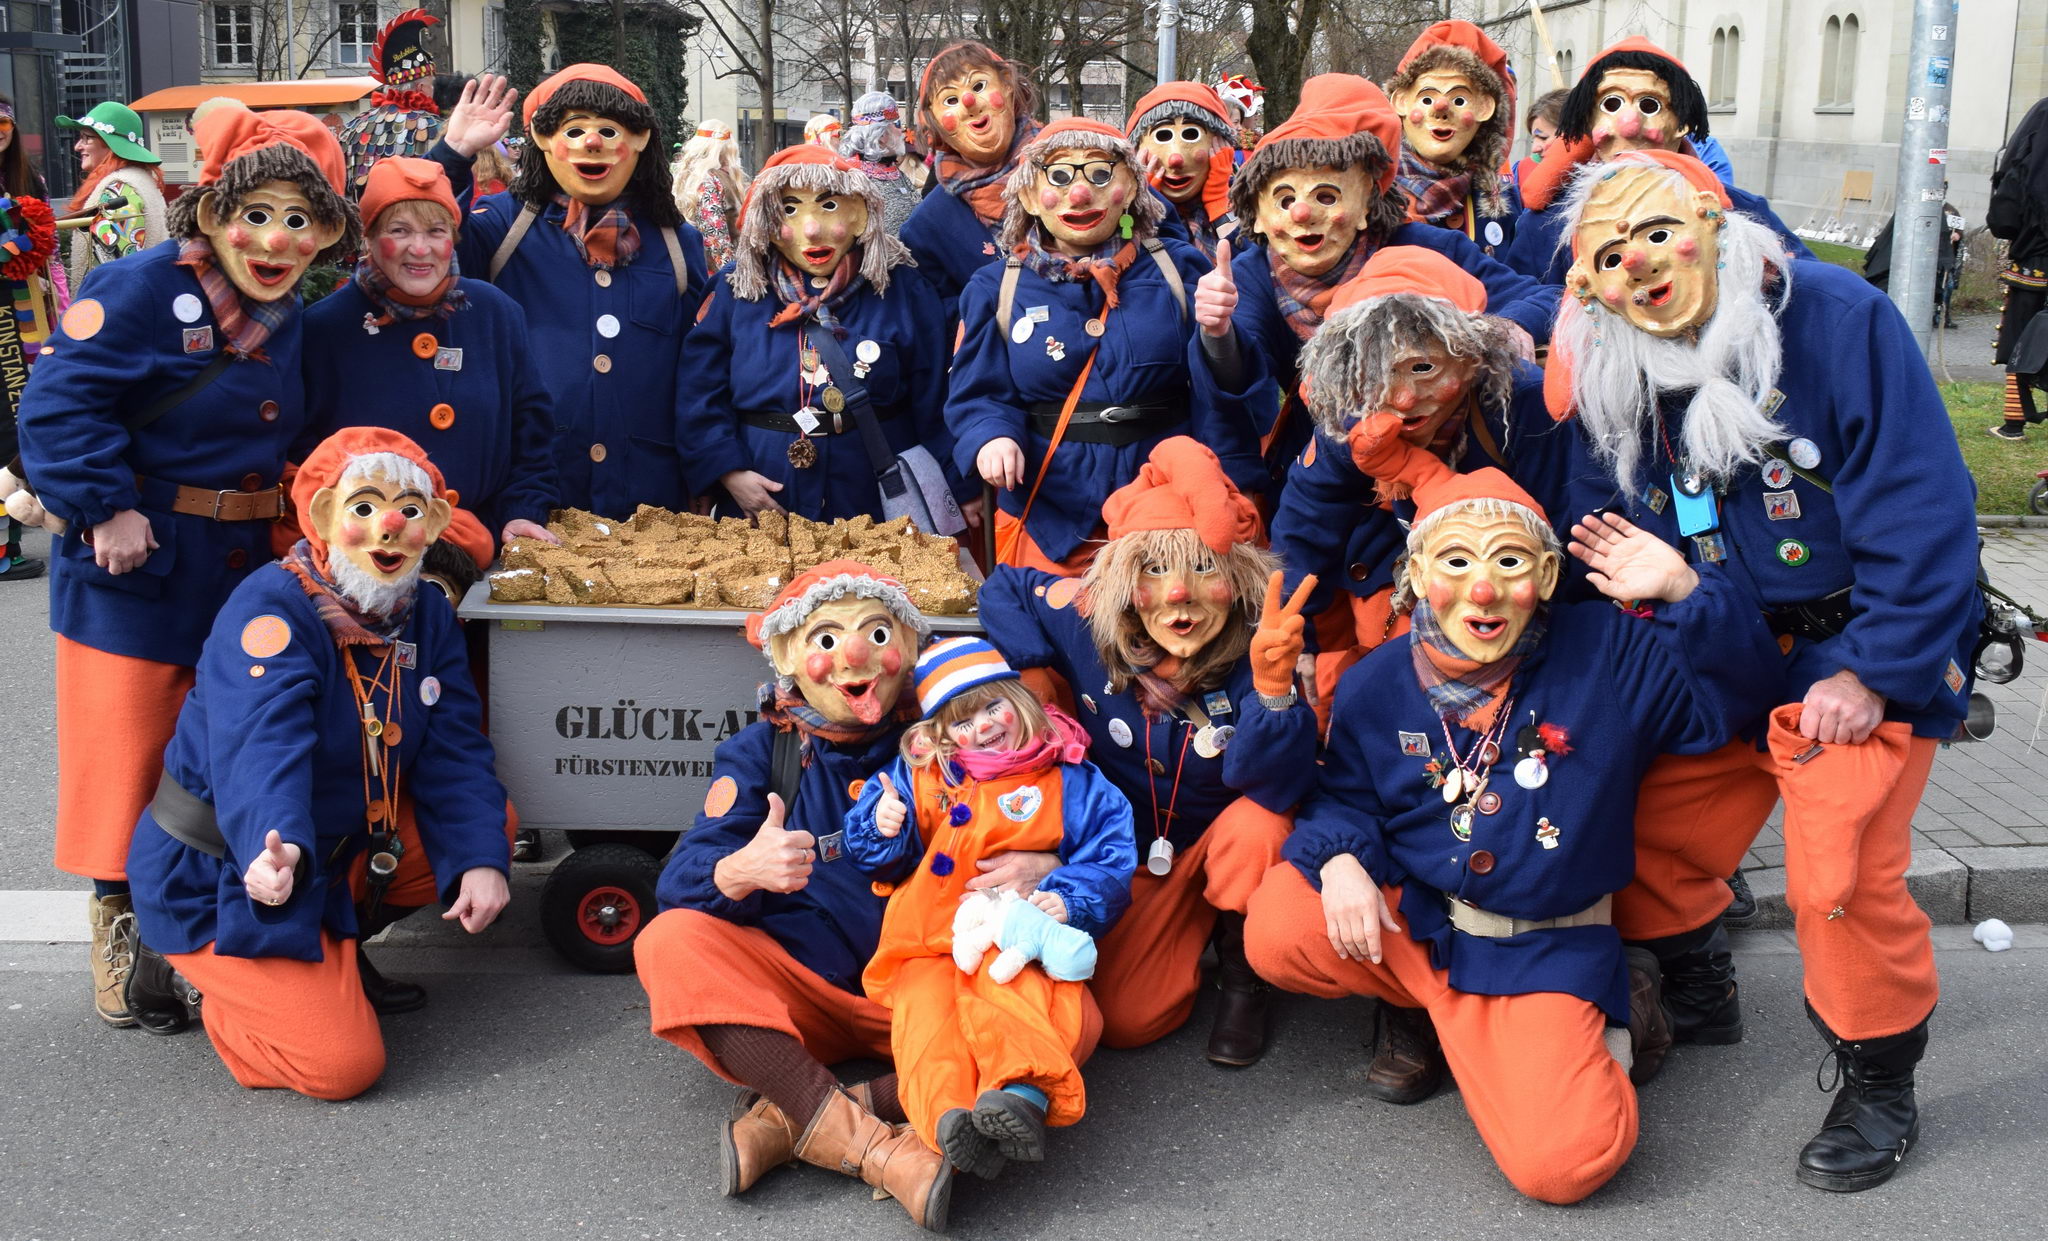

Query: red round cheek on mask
[940,113,959,132]
[1038,187,1059,209]
[880,647,903,675]
[1459,110,1476,126]
[1510,580,1539,610]
[225,225,250,247]
[339,524,368,548]
[1408,107,1427,125]
[1134,584,1154,608]
[1426,581,1453,612]
[1205,580,1233,604]
[805,652,832,681]
[1109,185,1128,206]
[987,90,1005,111]
[296,236,317,256]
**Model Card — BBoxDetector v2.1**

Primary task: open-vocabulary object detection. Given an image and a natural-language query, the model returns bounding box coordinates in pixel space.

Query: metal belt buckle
[207,488,236,519]
[1097,404,1135,423]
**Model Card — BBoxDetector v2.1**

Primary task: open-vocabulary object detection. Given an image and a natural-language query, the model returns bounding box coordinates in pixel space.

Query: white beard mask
[328,547,425,621]
[1556,207,1792,496]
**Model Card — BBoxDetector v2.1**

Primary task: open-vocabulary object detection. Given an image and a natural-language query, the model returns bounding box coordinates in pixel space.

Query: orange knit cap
[1328,245,1487,317]
[1031,116,1130,149]
[739,143,860,222]
[1592,34,1687,72]
[1102,437,1263,554]
[195,107,347,195]
[359,156,460,233]
[523,63,647,126]
[1251,74,1404,192]
[1346,411,1547,525]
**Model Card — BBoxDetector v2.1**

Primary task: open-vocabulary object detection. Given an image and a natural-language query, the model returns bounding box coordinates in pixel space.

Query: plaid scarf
[934,117,1041,228]
[555,193,640,270]
[353,258,467,328]
[1409,602,1546,731]
[174,237,293,362]
[1270,236,1374,342]
[283,540,414,645]
[1396,149,1471,231]
[756,683,915,746]
[1174,200,1226,264]
[1015,232,1139,314]
[767,253,862,330]
[1130,668,1193,721]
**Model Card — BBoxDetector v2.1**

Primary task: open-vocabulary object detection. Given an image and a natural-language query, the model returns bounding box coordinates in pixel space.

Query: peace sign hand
[1249,570,1317,698]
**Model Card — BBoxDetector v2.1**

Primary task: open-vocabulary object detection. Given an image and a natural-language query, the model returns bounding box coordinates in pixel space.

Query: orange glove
[1248,569,1317,698]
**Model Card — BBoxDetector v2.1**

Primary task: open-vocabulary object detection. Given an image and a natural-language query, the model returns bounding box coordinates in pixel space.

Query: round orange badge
[1045,578,1082,610]
[61,298,105,342]
[703,775,739,817]
[429,403,456,430]
[411,332,439,359]
[240,614,291,659]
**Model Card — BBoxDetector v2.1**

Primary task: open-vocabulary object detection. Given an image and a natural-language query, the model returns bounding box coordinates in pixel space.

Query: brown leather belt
[165,483,286,522]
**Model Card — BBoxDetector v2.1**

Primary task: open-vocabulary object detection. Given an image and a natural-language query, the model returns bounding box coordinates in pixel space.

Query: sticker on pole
[1907,96,1927,120]
[1927,57,1950,87]
[1928,148,1948,165]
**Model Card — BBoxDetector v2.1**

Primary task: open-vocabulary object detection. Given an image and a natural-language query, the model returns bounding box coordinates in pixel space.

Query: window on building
[210,2,256,67]
[1820,13,1860,108]
[484,3,508,74]
[1557,48,1575,85]
[1710,26,1740,108]
[335,1,378,66]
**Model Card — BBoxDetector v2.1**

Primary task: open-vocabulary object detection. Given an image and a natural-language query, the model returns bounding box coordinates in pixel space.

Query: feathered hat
[727,145,913,301]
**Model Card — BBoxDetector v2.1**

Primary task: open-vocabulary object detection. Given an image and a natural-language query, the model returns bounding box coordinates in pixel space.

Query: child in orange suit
[846,637,1137,1181]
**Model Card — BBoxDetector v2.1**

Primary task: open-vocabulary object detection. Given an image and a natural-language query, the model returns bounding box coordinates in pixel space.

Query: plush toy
[951,888,1098,983]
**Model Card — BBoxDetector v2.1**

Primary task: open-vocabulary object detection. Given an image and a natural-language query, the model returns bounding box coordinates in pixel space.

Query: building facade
[1473,0,2045,236]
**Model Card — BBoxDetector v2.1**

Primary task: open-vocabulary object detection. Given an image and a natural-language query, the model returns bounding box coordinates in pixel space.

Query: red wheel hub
[578,885,643,945]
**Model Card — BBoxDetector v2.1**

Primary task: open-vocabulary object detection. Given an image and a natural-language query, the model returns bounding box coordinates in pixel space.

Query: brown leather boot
[89,892,138,1027]
[721,1082,875,1196]
[794,1087,952,1231]
[1206,913,1272,1066]
[1365,1002,1445,1104]
[1625,947,1675,1087]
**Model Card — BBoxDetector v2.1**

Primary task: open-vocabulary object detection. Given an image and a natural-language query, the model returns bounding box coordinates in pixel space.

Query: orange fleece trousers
[1090,796,1293,1048]
[54,635,194,880]
[1245,865,1637,1205]
[167,930,385,1100]
[885,954,1092,1149]
[1616,707,1940,1041]
[634,908,894,1083]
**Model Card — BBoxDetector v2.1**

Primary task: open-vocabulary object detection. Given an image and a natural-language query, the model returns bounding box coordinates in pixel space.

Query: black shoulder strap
[126,351,234,435]
[770,726,805,812]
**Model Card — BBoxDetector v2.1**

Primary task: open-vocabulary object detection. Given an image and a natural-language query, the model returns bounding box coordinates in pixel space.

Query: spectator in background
[672,120,747,273]
[471,141,514,197]
[0,90,57,582]
[805,112,843,149]
[56,101,167,286]
[1989,96,2048,440]
[840,92,920,235]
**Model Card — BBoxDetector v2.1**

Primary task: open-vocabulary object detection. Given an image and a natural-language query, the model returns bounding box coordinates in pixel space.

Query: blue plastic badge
[1671,473,1720,537]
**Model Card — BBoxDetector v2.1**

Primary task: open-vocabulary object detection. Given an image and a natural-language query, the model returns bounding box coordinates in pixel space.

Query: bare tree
[782,0,880,117]
[689,0,783,166]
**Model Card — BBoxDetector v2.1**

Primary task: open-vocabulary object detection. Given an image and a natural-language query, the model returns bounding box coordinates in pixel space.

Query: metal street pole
[1889,0,1956,355]
[1156,0,1180,85]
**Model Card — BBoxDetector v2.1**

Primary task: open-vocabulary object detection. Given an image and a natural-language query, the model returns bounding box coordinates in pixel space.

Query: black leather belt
[1768,591,1856,642]
[150,771,225,857]
[740,407,897,436]
[1026,401,1178,446]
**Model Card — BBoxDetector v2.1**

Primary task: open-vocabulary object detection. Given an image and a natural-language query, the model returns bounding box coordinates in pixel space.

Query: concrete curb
[1737,845,2048,928]
[1978,515,2048,528]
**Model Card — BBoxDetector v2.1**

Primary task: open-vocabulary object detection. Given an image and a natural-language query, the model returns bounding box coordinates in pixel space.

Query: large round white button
[597,314,621,339]
[172,293,204,323]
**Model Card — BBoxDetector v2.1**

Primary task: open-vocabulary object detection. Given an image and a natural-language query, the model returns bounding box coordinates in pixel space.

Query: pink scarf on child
[951,703,1090,780]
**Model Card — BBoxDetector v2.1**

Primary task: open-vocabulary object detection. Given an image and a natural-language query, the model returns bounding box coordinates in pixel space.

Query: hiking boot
[1365,1002,1445,1104]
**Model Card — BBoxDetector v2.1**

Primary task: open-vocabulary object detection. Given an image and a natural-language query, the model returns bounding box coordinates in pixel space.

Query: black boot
[355,903,427,1015]
[125,945,201,1036]
[1632,918,1742,1045]
[357,950,427,1015]
[1797,1005,1928,1192]
[1723,868,1758,928]
[1206,913,1271,1066]
[1364,1002,1446,1104]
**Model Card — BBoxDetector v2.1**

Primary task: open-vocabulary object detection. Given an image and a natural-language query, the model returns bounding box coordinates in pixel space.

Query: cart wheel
[541,843,661,973]
[565,829,682,860]
[2030,479,2048,517]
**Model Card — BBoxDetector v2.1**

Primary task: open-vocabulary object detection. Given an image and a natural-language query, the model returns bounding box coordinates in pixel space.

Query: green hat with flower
[56,101,159,164]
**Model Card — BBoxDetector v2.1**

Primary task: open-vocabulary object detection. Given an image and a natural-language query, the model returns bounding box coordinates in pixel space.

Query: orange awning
[128,77,381,113]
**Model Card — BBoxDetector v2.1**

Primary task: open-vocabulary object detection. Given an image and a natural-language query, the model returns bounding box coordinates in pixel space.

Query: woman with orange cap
[16,106,358,1029]
[302,156,558,583]
[1244,416,1781,1203]
[947,117,1243,576]
[901,41,1042,318]
[119,428,512,1099]
[1124,82,1240,262]
[976,437,1317,1067]
[675,145,969,528]
[1188,74,1553,490]
[433,63,710,517]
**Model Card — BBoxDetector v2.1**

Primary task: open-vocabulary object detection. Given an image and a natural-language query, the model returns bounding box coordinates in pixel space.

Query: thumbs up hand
[1194,237,1238,339]
[713,793,818,899]
[874,771,908,838]
[243,829,303,907]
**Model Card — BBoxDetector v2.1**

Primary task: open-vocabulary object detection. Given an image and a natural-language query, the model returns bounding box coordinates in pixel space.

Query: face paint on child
[946,696,1020,751]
